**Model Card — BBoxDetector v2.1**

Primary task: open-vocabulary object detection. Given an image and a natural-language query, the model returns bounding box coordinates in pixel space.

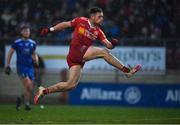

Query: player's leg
[83,46,124,69]
[21,77,33,110]
[47,65,82,92]
[34,65,82,104]
[83,46,141,77]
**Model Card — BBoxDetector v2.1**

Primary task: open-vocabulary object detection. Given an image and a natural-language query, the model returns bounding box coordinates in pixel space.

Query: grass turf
[0,104,180,124]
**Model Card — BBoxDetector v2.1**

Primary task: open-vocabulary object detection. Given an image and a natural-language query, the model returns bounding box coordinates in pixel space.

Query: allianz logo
[80,87,141,104]
[165,89,180,102]
[80,88,122,101]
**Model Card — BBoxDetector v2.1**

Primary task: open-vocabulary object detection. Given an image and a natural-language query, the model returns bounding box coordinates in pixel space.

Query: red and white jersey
[70,17,106,46]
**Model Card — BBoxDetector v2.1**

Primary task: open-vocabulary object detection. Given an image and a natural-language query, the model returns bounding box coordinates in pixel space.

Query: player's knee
[26,84,32,92]
[69,83,78,90]
[25,82,33,92]
[67,82,78,90]
[102,48,110,57]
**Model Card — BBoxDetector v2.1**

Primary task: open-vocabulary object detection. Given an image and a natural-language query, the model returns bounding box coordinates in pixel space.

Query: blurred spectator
[1,8,13,24]
[0,0,178,44]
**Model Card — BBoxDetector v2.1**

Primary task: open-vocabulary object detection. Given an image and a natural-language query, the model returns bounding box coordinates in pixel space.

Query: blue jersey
[11,38,36,68]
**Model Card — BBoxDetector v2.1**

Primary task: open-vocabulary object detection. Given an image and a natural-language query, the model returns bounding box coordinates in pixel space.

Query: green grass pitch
[0,104,180,124]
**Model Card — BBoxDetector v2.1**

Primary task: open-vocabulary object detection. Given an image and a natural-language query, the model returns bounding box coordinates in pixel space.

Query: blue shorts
[17,66,34,80]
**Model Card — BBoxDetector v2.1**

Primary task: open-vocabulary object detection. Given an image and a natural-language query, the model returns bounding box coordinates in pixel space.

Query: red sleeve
[98,28,106,41]
[70,17,81,27]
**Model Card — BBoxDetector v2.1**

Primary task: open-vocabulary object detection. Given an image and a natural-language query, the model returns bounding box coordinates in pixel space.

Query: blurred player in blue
[5,24,38,111]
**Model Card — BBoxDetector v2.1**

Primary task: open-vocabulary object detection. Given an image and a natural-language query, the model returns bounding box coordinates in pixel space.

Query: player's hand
[110,38,119,47]
[33,61,39,68]
[4,66,11,75]
[39,27,50,36]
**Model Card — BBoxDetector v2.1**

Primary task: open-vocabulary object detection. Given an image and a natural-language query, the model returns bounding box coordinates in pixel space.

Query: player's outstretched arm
[101,38,119,49]
[5,48,14,75]
[40,21,72,36]
[51,21,72,31]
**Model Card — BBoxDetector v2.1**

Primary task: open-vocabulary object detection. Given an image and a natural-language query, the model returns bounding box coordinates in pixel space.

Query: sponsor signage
[86,47,166,71]
[5,46,165,72]
[69,83,180,108]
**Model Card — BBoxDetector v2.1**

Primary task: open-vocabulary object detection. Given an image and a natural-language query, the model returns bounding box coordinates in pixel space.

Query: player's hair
[89,7,103,15]
[19,23,30,32]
